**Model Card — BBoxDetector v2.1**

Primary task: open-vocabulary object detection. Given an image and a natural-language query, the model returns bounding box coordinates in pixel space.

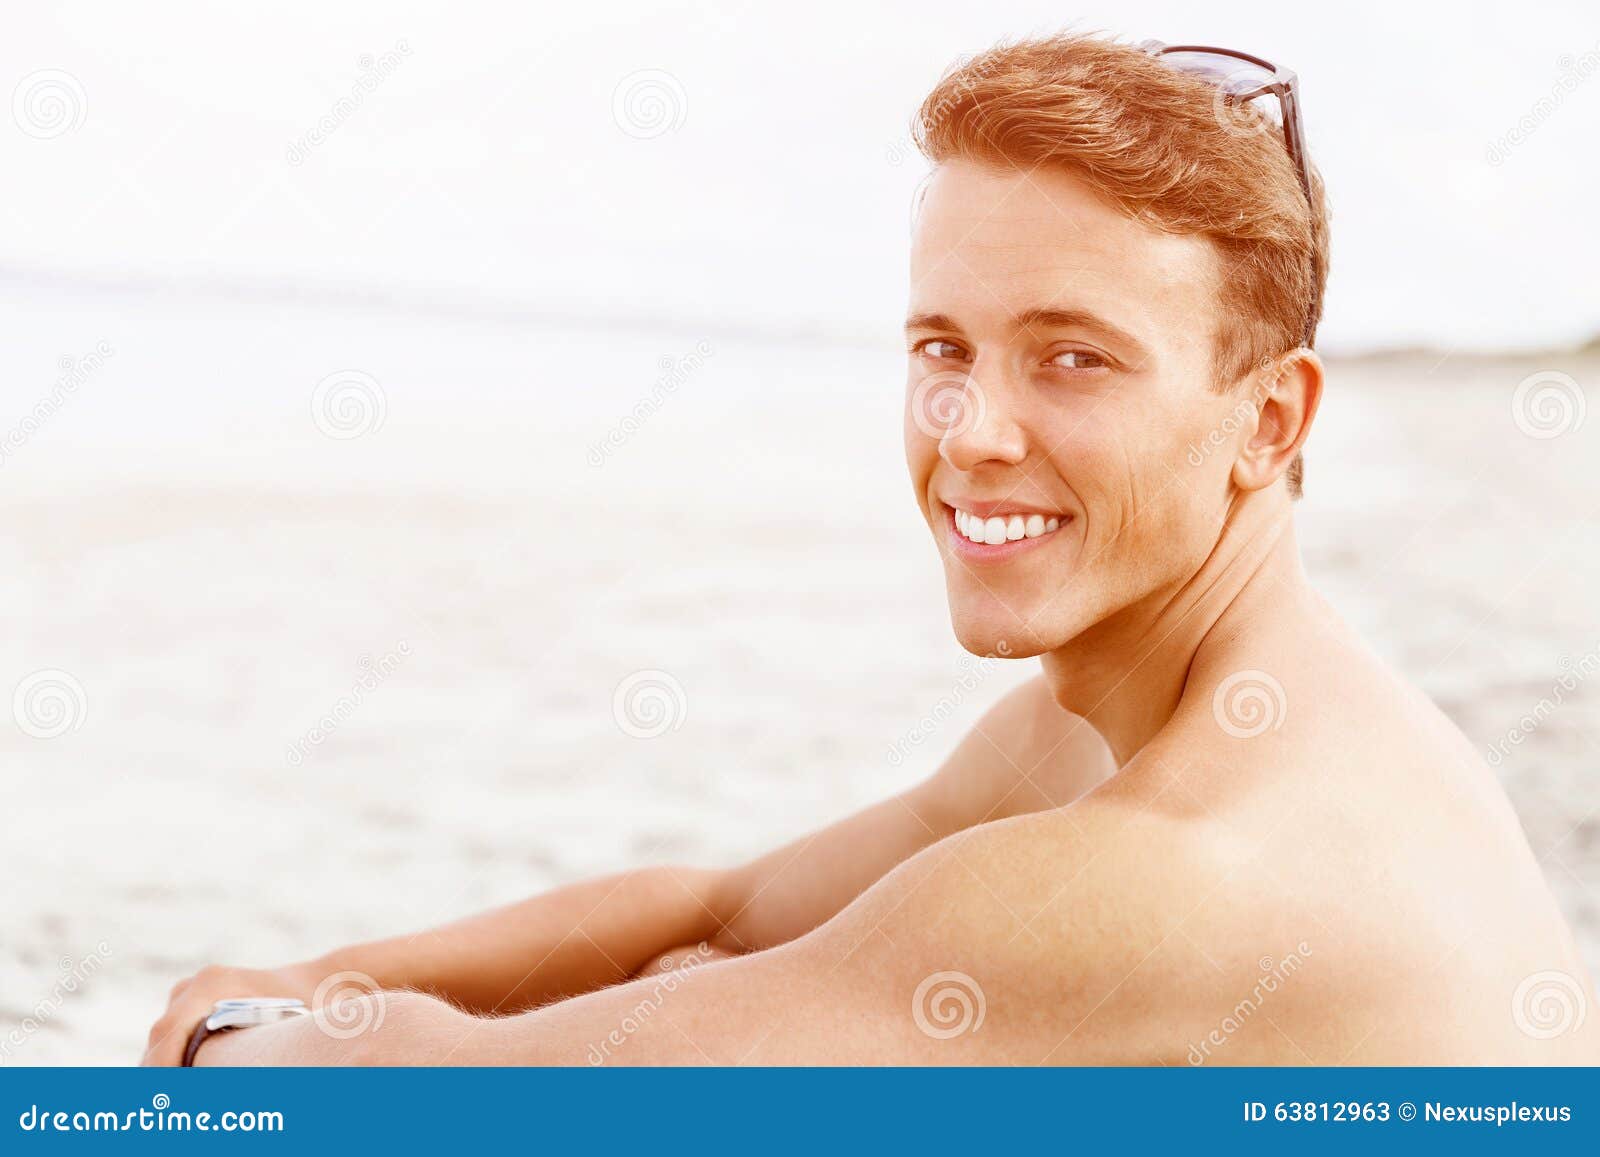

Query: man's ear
[1232,350,1323,493]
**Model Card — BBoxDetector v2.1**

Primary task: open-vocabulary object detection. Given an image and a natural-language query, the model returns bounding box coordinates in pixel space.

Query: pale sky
[3,0,1598,354]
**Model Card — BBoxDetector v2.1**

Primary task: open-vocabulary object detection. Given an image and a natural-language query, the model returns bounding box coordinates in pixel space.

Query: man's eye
[1049,350,1107,370]
[916,340,968,361]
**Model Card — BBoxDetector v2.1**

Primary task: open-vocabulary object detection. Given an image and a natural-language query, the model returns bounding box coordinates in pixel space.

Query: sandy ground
[2,285,1596,1064]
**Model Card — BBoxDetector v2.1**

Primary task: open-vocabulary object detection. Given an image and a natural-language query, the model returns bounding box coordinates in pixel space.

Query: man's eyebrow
[904,312,961,333]
[1015,307,1146,355]
[905,308,1148,358]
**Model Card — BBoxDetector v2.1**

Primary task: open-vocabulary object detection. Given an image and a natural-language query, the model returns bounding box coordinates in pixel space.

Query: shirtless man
[144,34,1598,1066]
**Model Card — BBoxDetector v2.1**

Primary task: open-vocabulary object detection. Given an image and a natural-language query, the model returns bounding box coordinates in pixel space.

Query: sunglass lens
[1157,50,1283,126]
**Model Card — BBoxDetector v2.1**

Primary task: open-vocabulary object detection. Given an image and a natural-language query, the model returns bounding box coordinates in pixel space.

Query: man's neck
[1040,494,1309,766]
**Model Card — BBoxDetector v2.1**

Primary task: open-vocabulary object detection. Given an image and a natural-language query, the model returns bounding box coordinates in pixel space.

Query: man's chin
[948,614,1051,660]
[944,570,1097,660]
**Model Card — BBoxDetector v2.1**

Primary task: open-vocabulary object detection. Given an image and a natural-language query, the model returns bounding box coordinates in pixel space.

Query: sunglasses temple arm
[1278,88,1312,202]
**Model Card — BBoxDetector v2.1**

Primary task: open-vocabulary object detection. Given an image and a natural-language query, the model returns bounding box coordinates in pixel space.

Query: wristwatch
[181,997,311,1066]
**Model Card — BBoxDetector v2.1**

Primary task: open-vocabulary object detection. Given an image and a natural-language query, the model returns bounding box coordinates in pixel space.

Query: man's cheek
[1057,431,1140,514]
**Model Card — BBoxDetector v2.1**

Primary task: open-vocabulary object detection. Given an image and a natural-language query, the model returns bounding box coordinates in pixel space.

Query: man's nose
[933,369,1028,472]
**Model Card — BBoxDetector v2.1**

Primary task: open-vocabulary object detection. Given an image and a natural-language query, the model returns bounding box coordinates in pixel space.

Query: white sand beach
[2,282,1596,1064]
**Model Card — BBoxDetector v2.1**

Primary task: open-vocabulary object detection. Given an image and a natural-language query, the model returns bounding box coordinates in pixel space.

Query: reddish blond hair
[914,34,1329,495]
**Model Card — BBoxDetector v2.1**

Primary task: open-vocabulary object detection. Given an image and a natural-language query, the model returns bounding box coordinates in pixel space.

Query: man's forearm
[310,865,730,1016]
[196,958,779,1067]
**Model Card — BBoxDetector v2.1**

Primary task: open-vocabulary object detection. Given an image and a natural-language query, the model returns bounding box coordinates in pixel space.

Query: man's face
[905,160,1245,658]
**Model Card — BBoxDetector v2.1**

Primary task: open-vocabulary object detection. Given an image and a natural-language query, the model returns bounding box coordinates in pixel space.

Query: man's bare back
[983,590,1597,1064]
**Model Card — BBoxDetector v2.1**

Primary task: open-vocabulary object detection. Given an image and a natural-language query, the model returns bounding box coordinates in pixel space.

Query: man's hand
[141,961,327,1066]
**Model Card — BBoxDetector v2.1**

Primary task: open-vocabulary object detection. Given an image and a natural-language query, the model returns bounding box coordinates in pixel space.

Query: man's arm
[147,677,1113,1063]
[195,794,1193,1067]
[145,781,962,1065]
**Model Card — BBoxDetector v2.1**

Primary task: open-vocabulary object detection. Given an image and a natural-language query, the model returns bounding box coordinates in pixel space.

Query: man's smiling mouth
[944,502,1070,553]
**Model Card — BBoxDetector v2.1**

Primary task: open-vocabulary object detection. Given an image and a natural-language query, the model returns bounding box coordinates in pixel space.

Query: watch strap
[181,1018,235,1067]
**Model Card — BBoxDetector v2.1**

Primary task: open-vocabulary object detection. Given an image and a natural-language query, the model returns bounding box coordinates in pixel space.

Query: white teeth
[951,505,1064,545]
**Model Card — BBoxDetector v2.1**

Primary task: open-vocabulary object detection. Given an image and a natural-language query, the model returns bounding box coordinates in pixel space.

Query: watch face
[206,998,310,1031]
[214,998,305,1010]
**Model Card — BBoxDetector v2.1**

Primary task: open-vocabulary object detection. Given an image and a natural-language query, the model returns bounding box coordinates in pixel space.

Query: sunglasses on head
[1139,40,1313,205]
